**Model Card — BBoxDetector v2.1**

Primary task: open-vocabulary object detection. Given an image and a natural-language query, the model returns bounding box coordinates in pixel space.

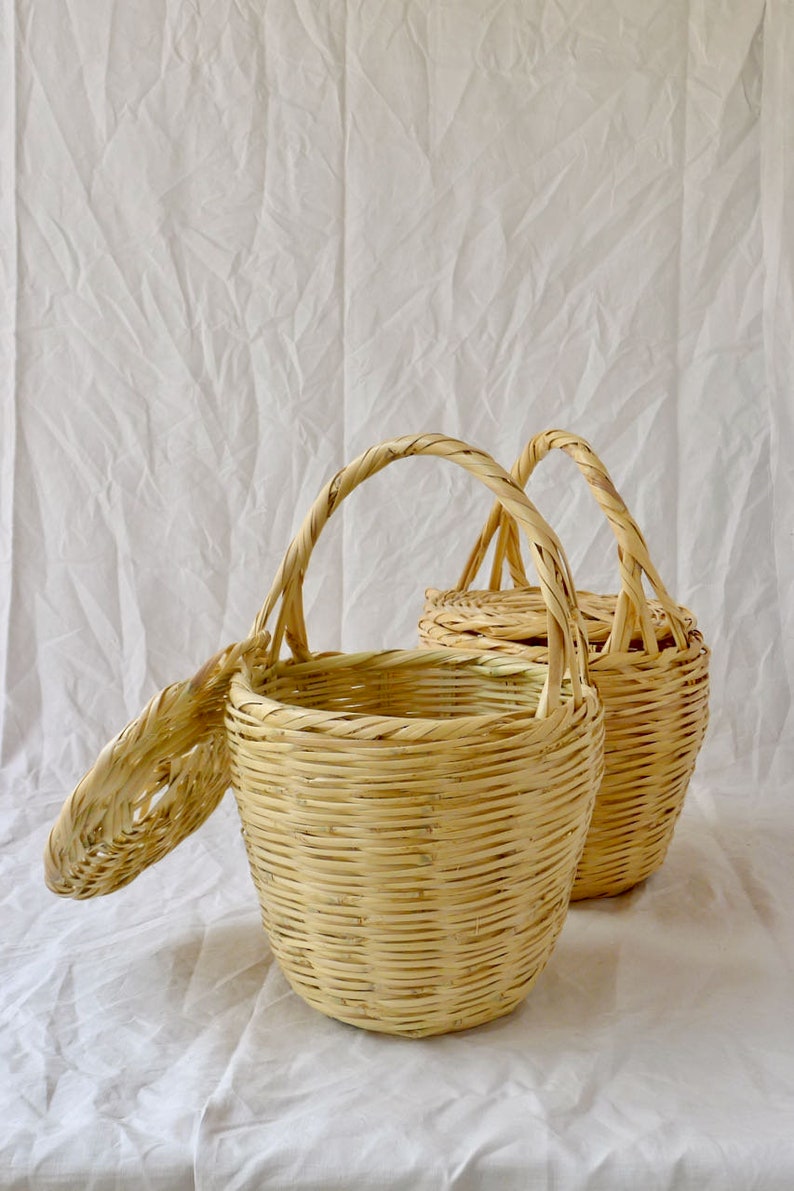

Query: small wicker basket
[45,434,604,1038]
[420,429,710,901]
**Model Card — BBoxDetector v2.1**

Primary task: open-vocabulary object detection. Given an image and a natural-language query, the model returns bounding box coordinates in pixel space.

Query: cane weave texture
[44,637,264,897]
[227,434,604,1035]
[45,433,605,1037]
[420,429,710,900]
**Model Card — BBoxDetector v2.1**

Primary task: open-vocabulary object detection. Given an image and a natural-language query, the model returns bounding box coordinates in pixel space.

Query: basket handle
[249,433,591,716]
[457,429,689,654]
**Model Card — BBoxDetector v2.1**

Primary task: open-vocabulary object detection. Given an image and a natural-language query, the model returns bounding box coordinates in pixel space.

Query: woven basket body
[420,431,710,901]
[227,648,602,1036]
[226,435,604,1036]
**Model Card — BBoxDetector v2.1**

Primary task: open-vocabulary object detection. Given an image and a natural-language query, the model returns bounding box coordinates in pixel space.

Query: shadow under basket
[225,645,604,1037]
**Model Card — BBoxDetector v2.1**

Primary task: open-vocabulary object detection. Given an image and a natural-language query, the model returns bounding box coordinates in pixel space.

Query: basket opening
[250,655,557,722]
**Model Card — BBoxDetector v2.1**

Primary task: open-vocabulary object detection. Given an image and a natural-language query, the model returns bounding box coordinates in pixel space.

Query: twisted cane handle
[457,430,688,654]
[250,433,592,714]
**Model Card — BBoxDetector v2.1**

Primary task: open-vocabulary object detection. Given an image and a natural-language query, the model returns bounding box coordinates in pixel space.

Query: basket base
[278,948,556,1038]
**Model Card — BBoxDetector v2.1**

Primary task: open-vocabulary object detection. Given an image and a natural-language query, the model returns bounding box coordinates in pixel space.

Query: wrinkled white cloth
[2,1,793,1187]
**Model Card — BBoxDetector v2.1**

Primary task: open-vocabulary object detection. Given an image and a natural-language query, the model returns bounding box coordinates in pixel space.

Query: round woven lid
[44,634,267,898]
[423,587,696,651]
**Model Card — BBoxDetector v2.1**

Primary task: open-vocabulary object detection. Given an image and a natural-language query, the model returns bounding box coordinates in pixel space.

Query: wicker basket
[420,429,710,901]
[46,434,604,1038]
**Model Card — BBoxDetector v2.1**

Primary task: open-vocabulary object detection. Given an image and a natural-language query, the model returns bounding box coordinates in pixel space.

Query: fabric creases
[1,1,792,1188]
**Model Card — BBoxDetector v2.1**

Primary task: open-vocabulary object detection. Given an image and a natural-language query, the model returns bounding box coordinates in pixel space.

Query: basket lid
[44,634,267,898]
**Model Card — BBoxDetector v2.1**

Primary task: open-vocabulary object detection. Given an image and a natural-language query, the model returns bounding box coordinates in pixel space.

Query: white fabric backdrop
[2,1,793,1187]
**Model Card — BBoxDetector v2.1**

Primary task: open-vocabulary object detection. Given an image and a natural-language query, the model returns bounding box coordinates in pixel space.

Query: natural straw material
[421,429,710,900]
[226,434,604,1036]
[44,638,265,897]
[45,434,603,1038]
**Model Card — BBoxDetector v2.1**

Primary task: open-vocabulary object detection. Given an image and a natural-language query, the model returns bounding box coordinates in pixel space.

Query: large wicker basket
[420,429,710,901]
[45,434,604,1038]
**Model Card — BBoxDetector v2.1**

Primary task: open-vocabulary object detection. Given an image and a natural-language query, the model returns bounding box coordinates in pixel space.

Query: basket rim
[419,623,710,667]
[228,645,601,739]
[425,583,695,617]
[423,587,705,661]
